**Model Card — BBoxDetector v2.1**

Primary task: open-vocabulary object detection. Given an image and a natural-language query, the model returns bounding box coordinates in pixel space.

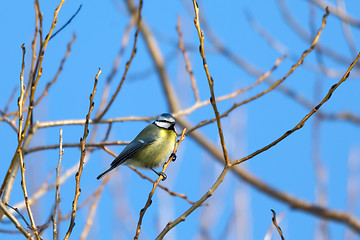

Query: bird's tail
[96,167,115,180]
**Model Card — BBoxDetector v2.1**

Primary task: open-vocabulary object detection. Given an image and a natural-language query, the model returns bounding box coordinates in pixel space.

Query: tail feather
[96,167,115,180]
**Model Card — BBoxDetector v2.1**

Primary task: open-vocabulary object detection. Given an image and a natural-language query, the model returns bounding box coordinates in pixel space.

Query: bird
[97,113,177,180]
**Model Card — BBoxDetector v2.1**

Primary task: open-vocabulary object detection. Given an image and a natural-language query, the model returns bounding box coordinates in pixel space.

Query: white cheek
[155,121,171,129]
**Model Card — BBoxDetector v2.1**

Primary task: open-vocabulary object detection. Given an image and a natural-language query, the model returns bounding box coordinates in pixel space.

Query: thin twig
[101,123,112,142]
[23,0,40,114]
[5,203,32,233]
[52,128,63,240]
[24,140,128,155]
[35,116,154,129]
[271,209,285,240]
[36,34,76,106]
[0,202,34,239]
[176,16,200,102]
[49,5,82,41]
[17,44,41,240]
[64,68,101,240]
[18,44,26,145]
[192,0,229,165]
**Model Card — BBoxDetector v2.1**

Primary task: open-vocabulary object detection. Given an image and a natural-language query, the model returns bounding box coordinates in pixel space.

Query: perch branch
[134,129,186,240]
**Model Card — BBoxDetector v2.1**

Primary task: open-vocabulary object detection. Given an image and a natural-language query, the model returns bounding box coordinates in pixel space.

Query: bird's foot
[159,172,167,181]
[170,153,177,162]
[151,168,167,181]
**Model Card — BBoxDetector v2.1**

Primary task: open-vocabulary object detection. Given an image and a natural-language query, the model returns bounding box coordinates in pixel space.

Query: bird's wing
[110,138,155,167]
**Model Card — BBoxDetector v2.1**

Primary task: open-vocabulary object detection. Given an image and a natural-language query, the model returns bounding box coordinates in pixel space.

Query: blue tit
[97,113,177,180]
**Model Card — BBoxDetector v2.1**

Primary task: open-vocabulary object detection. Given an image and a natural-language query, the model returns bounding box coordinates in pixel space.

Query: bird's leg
[151,168,167,181]
[170,153,177,162]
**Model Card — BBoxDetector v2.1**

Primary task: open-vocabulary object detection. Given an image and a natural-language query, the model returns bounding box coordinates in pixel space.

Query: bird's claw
[151,168,167,181]
[159,172,167,181]
[170,153,177,162]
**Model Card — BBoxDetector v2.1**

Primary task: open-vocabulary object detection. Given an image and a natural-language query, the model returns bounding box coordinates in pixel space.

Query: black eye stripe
[157,119,175,124]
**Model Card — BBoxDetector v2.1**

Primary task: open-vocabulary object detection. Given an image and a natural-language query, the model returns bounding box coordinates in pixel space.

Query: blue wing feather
[110,138,155,167]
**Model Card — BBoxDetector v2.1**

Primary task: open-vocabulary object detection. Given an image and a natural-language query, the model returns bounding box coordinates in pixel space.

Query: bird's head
[154,113,176,133]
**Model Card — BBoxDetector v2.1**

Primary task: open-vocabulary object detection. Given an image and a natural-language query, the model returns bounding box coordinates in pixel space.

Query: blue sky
[1,0,360,239]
